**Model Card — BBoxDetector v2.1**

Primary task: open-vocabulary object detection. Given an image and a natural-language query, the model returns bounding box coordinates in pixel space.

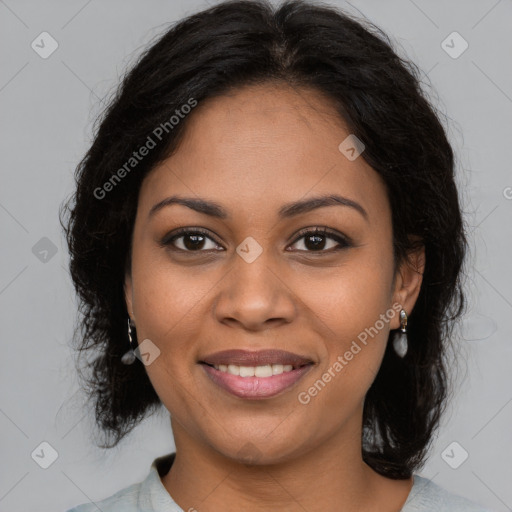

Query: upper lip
[200,349,314,367]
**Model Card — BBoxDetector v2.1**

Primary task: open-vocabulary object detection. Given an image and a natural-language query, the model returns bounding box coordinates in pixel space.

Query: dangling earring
[121,318,137,365]
[392,309,408,358]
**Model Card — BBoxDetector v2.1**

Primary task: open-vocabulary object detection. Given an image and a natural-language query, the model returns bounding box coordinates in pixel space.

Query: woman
[62,0,493,510]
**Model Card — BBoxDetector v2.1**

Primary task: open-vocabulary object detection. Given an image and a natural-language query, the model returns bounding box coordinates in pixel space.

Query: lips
[199,349,313,368]
[198,349,315,400]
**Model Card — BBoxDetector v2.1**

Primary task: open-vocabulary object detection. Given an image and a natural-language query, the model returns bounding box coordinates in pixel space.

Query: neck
[161,415,413,512]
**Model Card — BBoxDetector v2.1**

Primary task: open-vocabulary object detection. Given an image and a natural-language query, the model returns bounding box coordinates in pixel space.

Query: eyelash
[159,226,352,254]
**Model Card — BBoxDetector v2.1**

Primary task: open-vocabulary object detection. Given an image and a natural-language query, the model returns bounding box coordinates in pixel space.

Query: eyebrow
[148,194,369,222]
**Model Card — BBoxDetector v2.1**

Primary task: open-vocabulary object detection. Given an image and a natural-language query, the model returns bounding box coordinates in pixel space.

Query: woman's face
[125,83,423,464]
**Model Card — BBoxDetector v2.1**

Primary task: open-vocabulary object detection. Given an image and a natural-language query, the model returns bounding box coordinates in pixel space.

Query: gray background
[0,0,511,511]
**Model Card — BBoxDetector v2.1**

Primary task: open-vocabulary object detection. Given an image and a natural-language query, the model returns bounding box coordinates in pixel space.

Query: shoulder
[65,453,181,512]
[65,480,143,512]
[402,474,495,512]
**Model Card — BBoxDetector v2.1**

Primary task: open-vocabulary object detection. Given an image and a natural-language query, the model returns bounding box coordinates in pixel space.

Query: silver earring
[392,309,408,358]
[121,318,137,365]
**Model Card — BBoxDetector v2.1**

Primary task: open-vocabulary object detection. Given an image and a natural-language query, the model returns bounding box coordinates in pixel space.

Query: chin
[210,428,308,467]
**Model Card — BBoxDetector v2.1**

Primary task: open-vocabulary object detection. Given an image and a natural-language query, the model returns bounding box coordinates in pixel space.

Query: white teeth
[255,365,273,377]
[212,363,297,377]
[272,364,284,375]
[239,366,255,377]
[227,364,240,375]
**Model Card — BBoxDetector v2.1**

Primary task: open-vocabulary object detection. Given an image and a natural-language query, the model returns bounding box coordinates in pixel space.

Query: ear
[390,243,425,330]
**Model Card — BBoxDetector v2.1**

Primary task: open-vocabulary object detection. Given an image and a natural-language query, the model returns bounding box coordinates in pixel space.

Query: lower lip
[200,363,313,400]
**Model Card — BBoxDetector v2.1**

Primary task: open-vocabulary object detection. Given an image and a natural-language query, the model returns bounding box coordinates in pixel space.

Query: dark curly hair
[60,0,467,479]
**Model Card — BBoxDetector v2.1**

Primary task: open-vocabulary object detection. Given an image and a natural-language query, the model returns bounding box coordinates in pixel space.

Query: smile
[210,363,296,376]
[200,362,313,399]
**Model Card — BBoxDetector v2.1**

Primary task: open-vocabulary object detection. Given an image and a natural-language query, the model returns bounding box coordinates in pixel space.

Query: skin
[124,82,425,512]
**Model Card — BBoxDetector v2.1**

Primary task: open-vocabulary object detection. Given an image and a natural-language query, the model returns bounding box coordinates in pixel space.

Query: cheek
[131,242,211,340]
[130,248,210,422]
[303,247,395,337]
[129,244,217,405]
[298,248,395,391]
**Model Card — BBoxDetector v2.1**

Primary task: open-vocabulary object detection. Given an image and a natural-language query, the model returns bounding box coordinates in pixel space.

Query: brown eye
[160,228,224,252]
[289,227,351,252]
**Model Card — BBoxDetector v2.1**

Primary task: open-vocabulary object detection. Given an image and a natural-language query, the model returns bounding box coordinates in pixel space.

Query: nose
[213,249,296,332]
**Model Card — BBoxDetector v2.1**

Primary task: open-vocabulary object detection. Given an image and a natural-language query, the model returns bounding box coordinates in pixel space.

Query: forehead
[138,83,389,224]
